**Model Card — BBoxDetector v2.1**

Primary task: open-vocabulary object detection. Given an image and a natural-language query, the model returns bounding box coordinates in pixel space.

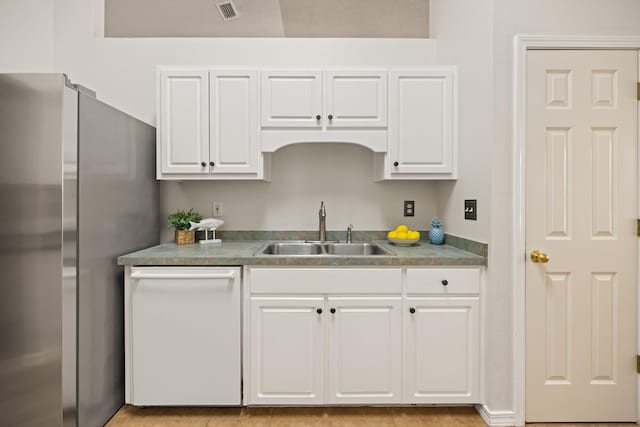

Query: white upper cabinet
[210,70,260,174]
[261,70,323,128]
[157,68,269,180]
[158,66,456,181]
[158,70,209,175]
[325,70,388,128]
[375,68,457,180]
[260,69,388,153]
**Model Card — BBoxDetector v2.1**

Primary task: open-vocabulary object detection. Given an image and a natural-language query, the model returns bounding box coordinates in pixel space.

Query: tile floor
[105,405,636,427]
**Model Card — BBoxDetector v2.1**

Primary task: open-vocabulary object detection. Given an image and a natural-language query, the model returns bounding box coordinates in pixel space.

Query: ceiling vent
[217,1,239,21]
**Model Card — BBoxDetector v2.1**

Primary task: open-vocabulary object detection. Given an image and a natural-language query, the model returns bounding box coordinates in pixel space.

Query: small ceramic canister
[428,217,445,245]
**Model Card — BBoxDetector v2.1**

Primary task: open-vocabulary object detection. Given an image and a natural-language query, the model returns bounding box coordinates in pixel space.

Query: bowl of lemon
[387,225,420,246]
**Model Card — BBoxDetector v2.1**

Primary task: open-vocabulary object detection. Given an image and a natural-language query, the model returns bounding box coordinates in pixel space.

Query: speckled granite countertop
[117,240,486,267]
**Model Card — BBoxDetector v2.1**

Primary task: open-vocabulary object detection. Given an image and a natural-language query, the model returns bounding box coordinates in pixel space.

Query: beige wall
[104,0,429,38]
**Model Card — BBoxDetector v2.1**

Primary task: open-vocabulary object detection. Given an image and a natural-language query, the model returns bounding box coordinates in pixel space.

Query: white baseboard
[475,404,517,426]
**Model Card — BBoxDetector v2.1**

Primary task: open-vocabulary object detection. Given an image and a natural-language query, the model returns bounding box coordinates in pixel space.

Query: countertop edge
[117,240,487,267]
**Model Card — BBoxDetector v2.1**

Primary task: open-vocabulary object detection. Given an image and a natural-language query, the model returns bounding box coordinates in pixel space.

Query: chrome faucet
[346,224,353,243]
[318,201,326,241]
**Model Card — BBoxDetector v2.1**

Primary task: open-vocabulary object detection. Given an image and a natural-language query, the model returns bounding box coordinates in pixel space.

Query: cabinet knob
[409,307,416,314]
[330,308,336,314]
[328,114,333,121]
[209,161,215,167]
[441,280,448,286]
[316,308,323,314]
[201,162,207,167]
[316,115,321,121]
[393,161,399,167]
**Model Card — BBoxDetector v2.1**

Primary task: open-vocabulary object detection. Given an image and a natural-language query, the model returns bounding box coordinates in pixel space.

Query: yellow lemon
[396,231,408,239]
[408,231,420,239]
[388,230,397,239]
[396,224,409,232]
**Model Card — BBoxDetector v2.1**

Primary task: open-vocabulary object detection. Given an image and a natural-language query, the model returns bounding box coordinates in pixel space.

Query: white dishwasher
[127,267,241,406]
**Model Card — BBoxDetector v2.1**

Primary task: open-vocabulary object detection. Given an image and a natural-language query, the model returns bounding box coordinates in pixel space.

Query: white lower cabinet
[249,297,325,404]
[125,265,481,407]
[245,266,480,406]
[248,295,402,405]
[403,297,480,403]
[327,297,402,404]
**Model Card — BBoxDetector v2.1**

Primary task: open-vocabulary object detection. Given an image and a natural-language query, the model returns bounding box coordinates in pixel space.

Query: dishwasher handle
[130,271,237,280]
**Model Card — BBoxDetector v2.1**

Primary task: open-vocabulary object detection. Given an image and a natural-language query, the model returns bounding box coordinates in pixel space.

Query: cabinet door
[388,69,455,175]
[404,297,479,403]
[327,297,401,404]
[249,297,324,404]
[210,70,260,174]
[130,268,241,405]
[159,70,209,174]
[261,70,322,128]
[325,70,388,128]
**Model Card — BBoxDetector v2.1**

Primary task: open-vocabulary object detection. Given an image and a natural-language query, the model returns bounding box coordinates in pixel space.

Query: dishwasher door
[128,267,241,406]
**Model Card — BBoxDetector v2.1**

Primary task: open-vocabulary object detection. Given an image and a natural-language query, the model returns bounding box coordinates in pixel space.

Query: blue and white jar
[428,217,445,245]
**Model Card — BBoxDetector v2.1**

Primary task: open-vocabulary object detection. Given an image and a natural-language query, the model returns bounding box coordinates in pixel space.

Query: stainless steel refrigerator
[0,74,160,427]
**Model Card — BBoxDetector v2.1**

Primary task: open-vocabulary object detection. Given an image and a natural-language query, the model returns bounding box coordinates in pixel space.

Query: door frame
[512,35,640,426]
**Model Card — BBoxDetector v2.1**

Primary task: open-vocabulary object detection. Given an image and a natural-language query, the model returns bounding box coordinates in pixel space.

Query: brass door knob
[530,250,550,263]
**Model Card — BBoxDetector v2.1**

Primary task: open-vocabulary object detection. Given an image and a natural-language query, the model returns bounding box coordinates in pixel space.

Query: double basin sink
[255,241,395,257]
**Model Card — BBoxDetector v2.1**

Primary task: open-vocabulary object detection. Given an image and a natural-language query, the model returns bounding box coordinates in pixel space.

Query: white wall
[54,0,437,126]
[45,0,640,417]
[161,143,437,241]
[488,0,640,416]
[0,0,55,72]
[53,0,439,239]
[430,0,493,244]
[428,0,503,413]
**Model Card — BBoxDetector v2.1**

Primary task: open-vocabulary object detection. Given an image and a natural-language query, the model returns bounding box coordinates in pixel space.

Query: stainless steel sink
[323,242,395,256]
[259,242,323,255]
[255,241,395,256]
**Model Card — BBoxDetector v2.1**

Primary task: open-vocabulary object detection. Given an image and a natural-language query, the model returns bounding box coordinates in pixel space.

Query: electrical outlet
[464,199,477,220]
[213,202,223,217]
[404,200,415,217]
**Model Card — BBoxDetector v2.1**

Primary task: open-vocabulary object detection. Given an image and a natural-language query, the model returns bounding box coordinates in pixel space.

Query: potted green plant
[168,209,202,245]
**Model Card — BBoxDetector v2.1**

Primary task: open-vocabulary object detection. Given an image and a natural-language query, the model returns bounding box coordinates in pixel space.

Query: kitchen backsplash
[160,143,438,242]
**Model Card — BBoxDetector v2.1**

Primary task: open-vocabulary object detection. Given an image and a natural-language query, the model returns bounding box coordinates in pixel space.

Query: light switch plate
[464,199,477,220]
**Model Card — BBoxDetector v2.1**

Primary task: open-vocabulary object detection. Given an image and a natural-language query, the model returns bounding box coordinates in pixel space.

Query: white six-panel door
[403,297,480,403]
[159,70,209,175]
[249,297,324,404]
[209,70,259,174]
[327,297,401,404]
[525,50,638,422]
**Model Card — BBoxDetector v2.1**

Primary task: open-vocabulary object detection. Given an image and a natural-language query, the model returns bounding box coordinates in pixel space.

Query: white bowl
[388,237,420,247]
